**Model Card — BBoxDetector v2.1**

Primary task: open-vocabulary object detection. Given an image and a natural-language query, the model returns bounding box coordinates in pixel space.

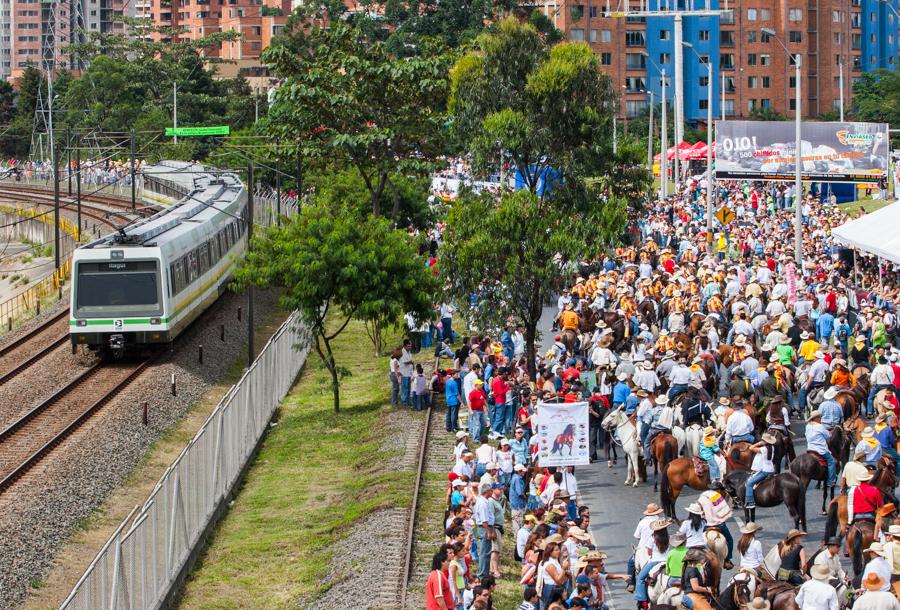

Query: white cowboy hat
[823,387,839,400]
[740,522,762,534]
[655,395,669,406]
[800,331,810,339]
[686,503,703,515]
[733,335,747,347]
[617,372,629,381]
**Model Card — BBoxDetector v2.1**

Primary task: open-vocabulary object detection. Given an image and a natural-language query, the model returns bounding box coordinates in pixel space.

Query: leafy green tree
[15,66,42,122]
[748,107,787,121]
[263,19,452,219]
[0,80,16,125]
[443,19,631,377]
[232,204,436,412]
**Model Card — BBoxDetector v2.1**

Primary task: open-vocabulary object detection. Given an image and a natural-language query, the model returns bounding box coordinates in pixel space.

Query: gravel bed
[0,289,282,609]
[303,407,422,610]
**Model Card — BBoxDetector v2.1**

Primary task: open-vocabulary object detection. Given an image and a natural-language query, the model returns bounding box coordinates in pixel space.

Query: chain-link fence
[59,311,309,610]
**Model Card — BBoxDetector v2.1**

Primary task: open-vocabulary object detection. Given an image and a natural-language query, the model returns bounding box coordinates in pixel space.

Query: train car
[70,162,247,355]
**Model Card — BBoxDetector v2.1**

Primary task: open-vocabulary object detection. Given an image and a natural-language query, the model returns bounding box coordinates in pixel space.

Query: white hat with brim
[617,373,629,381]
[456,430,469,439]
[810,565,831,581]
[655,395,669,406]
[740,522,762,534]
[823,387,839,400]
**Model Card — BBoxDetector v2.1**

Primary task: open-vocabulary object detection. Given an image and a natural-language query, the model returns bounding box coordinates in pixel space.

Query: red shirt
[563,366,580,384]
[852,482,884,514]
[825,291,837,313]
[426,569,454,610]
[491,377,509,404]
[664,258,676,274]
[891,364,900,386]
[468,388,487,412]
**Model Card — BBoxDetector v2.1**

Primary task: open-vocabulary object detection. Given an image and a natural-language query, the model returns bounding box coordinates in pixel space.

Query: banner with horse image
[536,401,590,467]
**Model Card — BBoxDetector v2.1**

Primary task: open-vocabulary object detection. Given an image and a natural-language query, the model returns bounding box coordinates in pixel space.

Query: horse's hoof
[614,459,618,465]
[632,482,639,487]
[608,461,613,468]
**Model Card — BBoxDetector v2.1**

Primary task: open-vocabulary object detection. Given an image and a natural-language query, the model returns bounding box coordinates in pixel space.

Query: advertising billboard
[535,401,590,467]
[715,121,889,183]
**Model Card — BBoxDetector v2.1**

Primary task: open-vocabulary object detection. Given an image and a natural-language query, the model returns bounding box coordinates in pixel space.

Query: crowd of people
[419,169,900,610]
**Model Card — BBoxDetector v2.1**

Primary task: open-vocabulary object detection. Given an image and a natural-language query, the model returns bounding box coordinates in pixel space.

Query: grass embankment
[838,198,891,215]
[177,320,415,609]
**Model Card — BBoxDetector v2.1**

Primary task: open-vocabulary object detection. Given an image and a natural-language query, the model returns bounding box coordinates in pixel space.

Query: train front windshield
[75,260,162,316]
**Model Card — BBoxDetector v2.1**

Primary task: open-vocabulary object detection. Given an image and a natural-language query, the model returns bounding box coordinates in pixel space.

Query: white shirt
[454,441,467,460]
[649,544,670,563]
[872,364,894,386]
[853,591,900,610]
[725,410,754,442]
[517,525,532,560]
[750,446,775,473]
[440,303,454,319]
[679,520,706,548]
[513,331,525,358]
[475,443,497,465]
[766,300,787,317]
[463,371,479,403]
[473,495,494,527]
[634,369,661,392]
[813,548,847,582]
[863,557,893,591]
[562,471,579,496]
[739,538,764,569]
[669,364,692,385]
[634,515,657,549]
[796,578,839,610]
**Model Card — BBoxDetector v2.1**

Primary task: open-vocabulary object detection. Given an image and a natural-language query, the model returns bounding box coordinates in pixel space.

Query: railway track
[0,308,69,385]
[0,355,154,493]
[1,184,156,218]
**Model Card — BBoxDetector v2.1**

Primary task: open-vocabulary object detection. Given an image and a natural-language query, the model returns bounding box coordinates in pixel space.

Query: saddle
[807,451,828,468]
[692,456,709,478]
[756,580,795,603]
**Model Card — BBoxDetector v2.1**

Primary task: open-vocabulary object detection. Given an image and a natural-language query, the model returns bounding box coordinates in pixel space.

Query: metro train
[69,163,247,355]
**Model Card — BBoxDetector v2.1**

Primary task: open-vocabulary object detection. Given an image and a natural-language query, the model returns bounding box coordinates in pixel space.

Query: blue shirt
[613,382,631,406]
[817,313,835,338]
[446,378,461,406]
[624,393,640,414]
[509,437,529,465]
[509,474,527,510]
[875,426,896,451]
[819,400,844,427]
[855,439,883,463]
[806,423,831,455]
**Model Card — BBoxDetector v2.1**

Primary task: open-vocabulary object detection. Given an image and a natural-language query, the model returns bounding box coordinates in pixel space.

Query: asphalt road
[580,419,841,610]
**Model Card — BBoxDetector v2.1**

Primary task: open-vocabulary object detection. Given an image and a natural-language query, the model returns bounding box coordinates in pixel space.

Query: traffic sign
[165,126,230,137]
[715,206,735,225]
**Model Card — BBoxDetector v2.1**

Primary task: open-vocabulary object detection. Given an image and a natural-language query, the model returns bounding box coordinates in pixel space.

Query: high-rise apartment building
[544,0,900,124]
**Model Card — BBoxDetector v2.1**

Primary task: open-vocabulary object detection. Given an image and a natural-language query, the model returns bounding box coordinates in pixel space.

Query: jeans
[421,324,433,348]
[446,402,460,431]
[390,374,400,406]
[442,317,454,342]
[492,402,510,437]
[541,584,562,610]
[634,560,661,601]
[477,530,492,579]
[745,471,773,506]
[400,376,412,406]
[799,383,823,413]
[817,450,838,486]
[708,523,734,560]
[641,423,652,460]
[683,593,697,610]
[413,393,429,412]
[731,433,756,444]
[868,384,893,417]
[470,410,485,442]
[668,383,689,400]
[707,457,721,481]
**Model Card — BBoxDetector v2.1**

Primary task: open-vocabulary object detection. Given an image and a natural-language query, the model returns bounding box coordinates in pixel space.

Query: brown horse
[672,331,693,355]
[846,506,896,587]
[824,457,899,541]
[754,581,799,610]
[726,441,755,471]
[718,345,735,369]
[660,446,751,519]
[638,298,658,326]
[650,432,679,492]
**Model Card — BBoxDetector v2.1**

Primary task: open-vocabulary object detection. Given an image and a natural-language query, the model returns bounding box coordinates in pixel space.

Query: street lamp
[762,27,803,267]
[683,41,715,254]
[642,51,668,199]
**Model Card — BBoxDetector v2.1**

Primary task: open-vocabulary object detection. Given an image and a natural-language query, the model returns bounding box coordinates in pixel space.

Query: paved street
[582,420,835,610]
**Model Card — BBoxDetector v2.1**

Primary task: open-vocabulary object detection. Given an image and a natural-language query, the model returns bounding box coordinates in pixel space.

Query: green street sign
[165,126,230,137]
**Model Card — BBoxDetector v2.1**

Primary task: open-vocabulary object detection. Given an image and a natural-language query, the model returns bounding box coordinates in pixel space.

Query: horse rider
[699,426,723,486]
[818,387,845,430]
[856,427,883,466]
[758,361,787,413]
[668,358,693,401]
[628,503,666,593]
[697,488,735,570]
[806,410,839,491]
[800,350,830,413]
[873,414,900,476]
[681,549,715,610]
[729,368,755,403]
[830,358,857,390]
[644,395,675,463]
[655,329,675,356]
[812,537,848,588]
[681,389,712,428]
[724,401,756,446]
[849,471,883,525]
[744,432,778,515]
[559,302,580,349]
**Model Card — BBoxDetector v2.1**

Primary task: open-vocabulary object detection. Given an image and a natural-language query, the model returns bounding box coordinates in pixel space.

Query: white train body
[70,162,247,352]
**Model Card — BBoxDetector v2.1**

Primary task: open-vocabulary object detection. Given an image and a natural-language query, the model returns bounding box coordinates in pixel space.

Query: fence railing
[59,312,309,610]
[0,173,143,199]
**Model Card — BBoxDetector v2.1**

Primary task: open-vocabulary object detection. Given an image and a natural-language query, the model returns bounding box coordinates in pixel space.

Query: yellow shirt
[560,310,579,331]
[798,340,821,361]
[717,237,727,252]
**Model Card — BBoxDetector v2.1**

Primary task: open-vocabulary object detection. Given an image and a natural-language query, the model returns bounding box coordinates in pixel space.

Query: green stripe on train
[69,318,169,326]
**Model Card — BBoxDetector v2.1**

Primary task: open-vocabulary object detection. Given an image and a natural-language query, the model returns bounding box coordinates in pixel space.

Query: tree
[748,107,787,121]
[263,18,452,219]
[443,18,630,378]
[231,204,436,412]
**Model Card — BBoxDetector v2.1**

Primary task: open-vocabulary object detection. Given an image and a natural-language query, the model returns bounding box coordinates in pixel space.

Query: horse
[835,388,863,421]
[716,571,758,610]
[650,432,679,491]
[601,407,644,487]
[638,298,658,327]
[671,331,693,355]
[846,505,896,587]
[790,452,836,515]
[594,400,619,467]
[551,423,575,457]
[660,457,711,519]
[721,470,807,529]
[754,581,800,610]
[823,457,899,541]
[725,441,755,471]
[683,423,704,458]
[765,427,796,474]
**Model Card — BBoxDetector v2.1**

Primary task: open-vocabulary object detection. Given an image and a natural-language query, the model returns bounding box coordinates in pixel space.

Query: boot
[750,507,756,522]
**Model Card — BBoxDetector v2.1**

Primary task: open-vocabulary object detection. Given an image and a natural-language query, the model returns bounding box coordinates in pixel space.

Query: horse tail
[662,437,675,470]
[660,460,674,517]
[824,499,840,542]
[851,526,864,584]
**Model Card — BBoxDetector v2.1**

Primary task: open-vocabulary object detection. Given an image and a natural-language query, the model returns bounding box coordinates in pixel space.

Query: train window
[188,251,199,283]
[75,260,162,316]
[198,243,209,274]
[179,259,188,291]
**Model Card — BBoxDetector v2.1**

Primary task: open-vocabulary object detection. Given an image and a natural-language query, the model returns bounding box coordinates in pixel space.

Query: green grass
[838,198,892,215]
[177,319,415,609]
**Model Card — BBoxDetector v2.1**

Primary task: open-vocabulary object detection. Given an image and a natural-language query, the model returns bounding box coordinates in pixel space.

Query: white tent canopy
[831,201,900,265]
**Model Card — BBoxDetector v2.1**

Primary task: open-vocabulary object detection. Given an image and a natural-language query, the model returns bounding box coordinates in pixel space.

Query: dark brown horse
[754,581,799,610]
[660,457,711,519]
[650,432,679,491]
[824,457,899,541]
[846,506,896,587]
[722,470,807,529]
[790,452,835,515]
[638,298,658,326]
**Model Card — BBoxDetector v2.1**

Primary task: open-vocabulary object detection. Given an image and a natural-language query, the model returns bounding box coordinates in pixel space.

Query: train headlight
[150,318,161,325]
[76,320,87,327]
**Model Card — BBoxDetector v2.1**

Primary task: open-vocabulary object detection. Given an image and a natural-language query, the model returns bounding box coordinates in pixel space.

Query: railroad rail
[0,189,131,231]
[0,355,154,493]
[1,185,158,219]
[0,308,69,384]
[400,402,433,608]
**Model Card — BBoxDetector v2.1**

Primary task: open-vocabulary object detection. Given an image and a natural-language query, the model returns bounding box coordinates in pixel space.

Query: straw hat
[761,432,778,444]
[862,426,875,438]
[655,395,670,406]
[747,598,771,610]
[740,522,762,534]
[806,410,822,422]
[643,503,664,516]
[703,426,716,436]
[784,529,807,542]
[810,565,831,581]
[650,518,672,531]
[862,572,885,590]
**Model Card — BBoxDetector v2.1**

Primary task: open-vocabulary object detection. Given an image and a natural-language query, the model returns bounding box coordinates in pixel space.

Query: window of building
[722,10,734,23]
[870,11,876,21]
[589,6,598,17]
[833,9,842,21]
[589,29,598,42]
[747,53,757,65]
[699,99,709,109]
[834,76,840,88]
[625,76,646,91]
[851,13,862,27]
[762,76,771,88]
[747,31,757,43]
[720,30,734,45]
[660,52,671,63]
[700,76,709,87]
[748,99,757,112]
[790,76,797,87]
[761,98,771,108]
[660,29,670,40]
[760,53,771,66]
[625,30,645,46]
[853,55,862,69]
[748,76,758,88]
[601,29,611,42]
[699,30,709,41]
[625,100,648,117]
[722,53,735,69]
[724,76,735,91]
[760,8,771,19]
[789,8,802,20]
[871,55,877,65]
[600,52,612,65]
[871,33,876,43]
[571,5,584,19]
[789,98,796,110]
[834,32,841,44]
[569,28,585,41]
[700,54,709,64]
[789,30,802,43]
[626,53,646,69]
[747,8,757,20]
[724,99,735,115]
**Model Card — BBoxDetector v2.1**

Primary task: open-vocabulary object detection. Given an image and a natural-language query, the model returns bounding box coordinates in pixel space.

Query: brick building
[541,0,900,123]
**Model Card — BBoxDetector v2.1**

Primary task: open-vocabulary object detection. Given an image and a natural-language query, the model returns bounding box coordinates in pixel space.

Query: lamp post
[763,28,803,267]
[684,41,715,254]
[642,51,668,199]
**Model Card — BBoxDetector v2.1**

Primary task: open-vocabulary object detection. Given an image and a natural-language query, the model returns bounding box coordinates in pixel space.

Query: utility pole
[173,82,178,145]
[66,126,71,196]
[613,117,617,155]
[673,14,683,186]
[794,54,802,267]
[53,132,60,271]
[275,156,281,226]
[76,135,81,241]
[661,68,668,199]
[130,129,136,213]
[838,57,845,122]
[647,90,654,168]
[247,163,255,367]
[721,73,725,121]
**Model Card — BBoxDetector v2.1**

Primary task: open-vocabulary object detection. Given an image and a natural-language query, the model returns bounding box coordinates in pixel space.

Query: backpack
[837,325,849,341]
